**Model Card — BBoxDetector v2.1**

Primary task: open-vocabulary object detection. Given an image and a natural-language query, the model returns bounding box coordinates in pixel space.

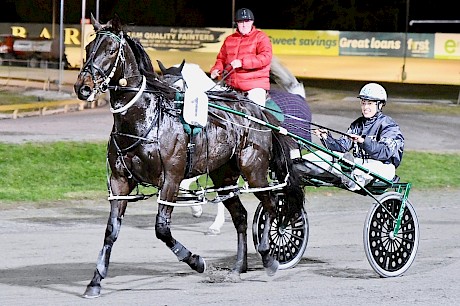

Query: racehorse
[157,58,312,234]
[74,14,304,298]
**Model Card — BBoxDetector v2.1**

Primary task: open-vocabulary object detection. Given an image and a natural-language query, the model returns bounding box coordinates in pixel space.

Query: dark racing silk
[322,112,404,168]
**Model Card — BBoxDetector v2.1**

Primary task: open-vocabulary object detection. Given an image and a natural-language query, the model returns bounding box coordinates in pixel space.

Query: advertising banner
[1,22,458,69]
[339,32,405,57]
[125,26,228,53]
[405,33,434,58]
[434,33,460,59]
[264,29,339,56]
[0,23,82,46]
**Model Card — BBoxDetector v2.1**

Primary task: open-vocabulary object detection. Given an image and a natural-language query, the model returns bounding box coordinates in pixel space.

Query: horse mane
[270,56,306,99]
[102,15,175,99]
[124,37,160,81]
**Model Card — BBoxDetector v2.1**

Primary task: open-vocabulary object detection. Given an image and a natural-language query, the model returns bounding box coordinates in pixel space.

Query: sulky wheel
[363,191,419,277]
[252,194,309,270]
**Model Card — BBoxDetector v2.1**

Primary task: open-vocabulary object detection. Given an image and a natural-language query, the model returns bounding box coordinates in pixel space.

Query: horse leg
[253,190,279,276]
[83,197,128,298]
[210,168,248,273]
[155,200,206,273]
[179,177,203,217]
[207,202,225,235]
[221,196,248,273]
[239,148,280,276]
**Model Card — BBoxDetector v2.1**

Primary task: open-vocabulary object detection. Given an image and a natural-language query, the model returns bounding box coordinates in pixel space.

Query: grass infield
[0,142,459,203]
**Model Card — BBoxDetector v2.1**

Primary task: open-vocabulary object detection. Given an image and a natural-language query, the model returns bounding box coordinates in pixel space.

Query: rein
[208,66,234,91]
[83,30,147,113]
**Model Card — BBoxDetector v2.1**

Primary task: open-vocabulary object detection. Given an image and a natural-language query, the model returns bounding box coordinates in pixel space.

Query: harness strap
[110,75,146,113]
[185,133,196,178]
[208,114,227,129]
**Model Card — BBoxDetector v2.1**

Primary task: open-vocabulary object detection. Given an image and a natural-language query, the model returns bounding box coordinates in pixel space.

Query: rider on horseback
[210,8,272,107]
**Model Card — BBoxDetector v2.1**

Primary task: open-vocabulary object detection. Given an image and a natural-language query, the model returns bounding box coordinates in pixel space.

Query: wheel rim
[253,198,308,269]
[365,193,419,277]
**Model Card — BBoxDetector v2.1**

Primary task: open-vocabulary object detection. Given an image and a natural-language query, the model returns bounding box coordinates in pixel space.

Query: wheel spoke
[364,192,419,277]
[252,197,309,269]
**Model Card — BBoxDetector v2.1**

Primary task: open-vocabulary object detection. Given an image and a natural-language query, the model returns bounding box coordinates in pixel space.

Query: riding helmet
[235,8,255,22]
[358,83,387,104]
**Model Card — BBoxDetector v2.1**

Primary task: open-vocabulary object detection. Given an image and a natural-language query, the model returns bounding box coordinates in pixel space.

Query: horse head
[157,59,186,90]
[157,60,225,93]
[74,14,143,103]
[270,56,306,99]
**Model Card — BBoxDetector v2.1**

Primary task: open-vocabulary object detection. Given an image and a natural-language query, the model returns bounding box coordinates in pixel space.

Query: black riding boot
[292,158,341,184]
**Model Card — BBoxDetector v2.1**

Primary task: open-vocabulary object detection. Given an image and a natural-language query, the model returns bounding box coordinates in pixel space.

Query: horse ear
[178,59,185,72]
[112,14,121,26]
[91,13,102,31]
[157,60,167,74]
[112,14,122,31]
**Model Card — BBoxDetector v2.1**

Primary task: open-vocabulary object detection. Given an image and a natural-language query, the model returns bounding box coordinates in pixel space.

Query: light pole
[401,0,409,82]
[58,0,64,92]
[81,0,86,70]
[232,0,235,30]
[96,0,100,21]
[52,0,56,39]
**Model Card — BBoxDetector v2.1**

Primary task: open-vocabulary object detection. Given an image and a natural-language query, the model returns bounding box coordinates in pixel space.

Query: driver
[210,8,272,106]
[301,83,405,190]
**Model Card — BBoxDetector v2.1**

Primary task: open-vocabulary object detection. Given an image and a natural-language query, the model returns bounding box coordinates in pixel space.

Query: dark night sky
[1,0,459,33]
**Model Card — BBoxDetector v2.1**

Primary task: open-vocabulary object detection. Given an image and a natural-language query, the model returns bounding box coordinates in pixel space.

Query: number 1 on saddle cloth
[183,88,208,127]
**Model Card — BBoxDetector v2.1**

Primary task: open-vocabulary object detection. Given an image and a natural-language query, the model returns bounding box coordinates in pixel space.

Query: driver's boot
[292,158,341,184]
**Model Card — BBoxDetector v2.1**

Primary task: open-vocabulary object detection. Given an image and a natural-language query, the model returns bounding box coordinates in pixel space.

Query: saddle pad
[265,99,285,123]
[183,88,208,127]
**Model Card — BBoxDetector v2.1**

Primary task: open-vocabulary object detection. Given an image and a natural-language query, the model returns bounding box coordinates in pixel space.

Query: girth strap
[185,132,196,178]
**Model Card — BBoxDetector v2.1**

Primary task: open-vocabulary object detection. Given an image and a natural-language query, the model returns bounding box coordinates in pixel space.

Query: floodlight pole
[232,0,235,30]
[58,0,64,92]
[401,0,409,82]
[96,0,100,20]
[81,0,86,70]
[52,0,56,39]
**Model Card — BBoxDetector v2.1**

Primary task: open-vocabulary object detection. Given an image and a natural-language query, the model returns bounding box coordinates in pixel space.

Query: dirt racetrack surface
[0,82,460,305]
[1,191,459,305]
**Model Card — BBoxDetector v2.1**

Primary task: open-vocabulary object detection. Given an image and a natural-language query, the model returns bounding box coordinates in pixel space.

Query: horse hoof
[191,205,203,218]
[205,228,221,235]
[189,254,207,273]
[265,259,279,277]
[82,285,101,299]
[196,256,207,273]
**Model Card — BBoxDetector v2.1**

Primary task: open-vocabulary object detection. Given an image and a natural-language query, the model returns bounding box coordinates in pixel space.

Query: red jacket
[211,27,272,91]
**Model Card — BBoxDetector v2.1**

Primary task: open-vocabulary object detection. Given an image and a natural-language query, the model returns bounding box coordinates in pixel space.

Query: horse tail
[270,131,305,214]
[270,56,306,99]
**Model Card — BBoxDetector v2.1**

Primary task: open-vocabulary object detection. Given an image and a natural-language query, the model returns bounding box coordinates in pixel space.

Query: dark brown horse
[74,15,304,298]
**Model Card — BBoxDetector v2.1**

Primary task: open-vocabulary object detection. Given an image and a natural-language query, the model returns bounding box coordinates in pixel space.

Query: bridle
[164,74,187,91]
[81,30,146,113]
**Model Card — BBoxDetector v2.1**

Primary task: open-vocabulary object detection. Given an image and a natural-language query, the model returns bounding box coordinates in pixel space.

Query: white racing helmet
[358,83,387,105]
